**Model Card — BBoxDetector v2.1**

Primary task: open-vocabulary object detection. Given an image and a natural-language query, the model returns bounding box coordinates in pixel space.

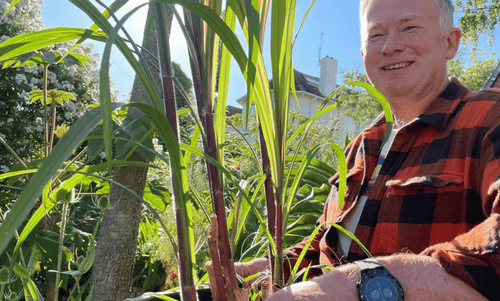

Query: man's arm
[268,254,488,300]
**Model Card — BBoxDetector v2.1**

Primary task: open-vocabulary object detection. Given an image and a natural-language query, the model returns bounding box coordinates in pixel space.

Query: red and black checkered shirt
[284,78,500,300]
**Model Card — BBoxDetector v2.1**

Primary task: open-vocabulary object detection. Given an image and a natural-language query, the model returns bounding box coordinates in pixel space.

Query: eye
[370,33,384,39]
[404,26,417,31]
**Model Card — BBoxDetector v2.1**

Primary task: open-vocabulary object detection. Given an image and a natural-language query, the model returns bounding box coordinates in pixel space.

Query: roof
[237,69,326,105]
[483,59,500,90]
[226,105,242,116]
[269,69,324,97]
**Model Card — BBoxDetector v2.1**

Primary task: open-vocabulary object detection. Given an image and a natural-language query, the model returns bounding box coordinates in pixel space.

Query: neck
[388,78,450,127]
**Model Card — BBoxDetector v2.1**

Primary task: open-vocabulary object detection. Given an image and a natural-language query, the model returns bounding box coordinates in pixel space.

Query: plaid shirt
[284,78,500,300]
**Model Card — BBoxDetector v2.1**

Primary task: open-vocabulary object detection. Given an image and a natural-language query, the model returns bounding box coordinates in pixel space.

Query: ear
[445,28,462,60]
[360,48,365,59]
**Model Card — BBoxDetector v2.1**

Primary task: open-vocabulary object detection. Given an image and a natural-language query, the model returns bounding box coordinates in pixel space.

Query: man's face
[360,0,455,100]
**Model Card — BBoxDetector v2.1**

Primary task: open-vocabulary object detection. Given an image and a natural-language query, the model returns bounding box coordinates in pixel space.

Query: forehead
[360,0,440,29]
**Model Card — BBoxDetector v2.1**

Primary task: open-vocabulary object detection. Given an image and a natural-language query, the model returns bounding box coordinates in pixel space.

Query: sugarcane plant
[0,0,394,300]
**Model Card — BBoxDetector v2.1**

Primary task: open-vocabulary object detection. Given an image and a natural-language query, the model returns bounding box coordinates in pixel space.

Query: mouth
[382,61,414,71]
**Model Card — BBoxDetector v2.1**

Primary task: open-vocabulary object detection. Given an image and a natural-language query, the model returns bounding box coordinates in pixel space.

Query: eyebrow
[367,15,418,31]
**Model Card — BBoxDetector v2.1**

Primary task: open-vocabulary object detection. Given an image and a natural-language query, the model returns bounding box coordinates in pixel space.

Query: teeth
[384,62,411,70]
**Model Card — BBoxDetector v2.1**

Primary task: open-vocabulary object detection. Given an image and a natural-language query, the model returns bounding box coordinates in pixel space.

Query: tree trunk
[92,6,172,300]
[92,152,148,300]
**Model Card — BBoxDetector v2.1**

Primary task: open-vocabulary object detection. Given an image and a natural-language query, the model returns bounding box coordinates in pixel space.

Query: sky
[40,1,499,107]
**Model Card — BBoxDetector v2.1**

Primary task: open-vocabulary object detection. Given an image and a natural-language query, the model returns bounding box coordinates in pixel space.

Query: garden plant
[0,0,393,300]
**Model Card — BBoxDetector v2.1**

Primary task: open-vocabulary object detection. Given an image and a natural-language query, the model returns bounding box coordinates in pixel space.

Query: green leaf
[331,144,347,210]
[143,180,171,212]
[22,277,44,301]
[70,0,163,112]
[157,0,247,69]
[29,89,76,105]
[283,145,321,228]
[63,53,92,67]
[347,81,393,145]
[14,160,153,260]
[180,143,277,256]
[79,244,95,274]
[2,0,22,18]
[13,263,30,279]
[58,270,83,277]
[0,27,106,63]
[43,51,57,65]
[63,0,128,63]
[0,104,124,257]
[98,2,149,162]
[116,116,155,161]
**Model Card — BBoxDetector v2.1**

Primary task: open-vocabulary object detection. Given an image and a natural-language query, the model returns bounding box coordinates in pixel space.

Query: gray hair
[360,0,455,34]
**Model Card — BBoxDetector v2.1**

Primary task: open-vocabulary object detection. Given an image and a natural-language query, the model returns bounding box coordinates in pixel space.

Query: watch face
[358,270,403,301]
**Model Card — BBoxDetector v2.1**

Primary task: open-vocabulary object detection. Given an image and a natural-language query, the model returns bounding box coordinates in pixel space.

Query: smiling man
[224,0,500,299]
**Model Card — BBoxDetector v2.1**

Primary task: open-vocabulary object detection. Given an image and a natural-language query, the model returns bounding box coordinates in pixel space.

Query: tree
[447,54,497,90]
[92,6,176,300]
[456,0,500,46]
[0,5,99,174]
[173,61,193,108]
[337,68,383,126]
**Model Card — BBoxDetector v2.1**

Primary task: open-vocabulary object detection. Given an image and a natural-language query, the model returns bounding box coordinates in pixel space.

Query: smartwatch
[354,258,404,301]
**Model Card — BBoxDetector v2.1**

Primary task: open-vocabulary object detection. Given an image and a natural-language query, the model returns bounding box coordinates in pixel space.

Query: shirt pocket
[373,174,468,253]
[381,174,465,225]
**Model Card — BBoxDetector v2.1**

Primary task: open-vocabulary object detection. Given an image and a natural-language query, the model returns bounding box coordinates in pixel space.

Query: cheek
[362,47,379,69]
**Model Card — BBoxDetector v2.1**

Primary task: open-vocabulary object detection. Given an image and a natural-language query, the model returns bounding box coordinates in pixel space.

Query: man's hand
[267,255,488,300]
[204,257,270,293]
[233,257,270,281]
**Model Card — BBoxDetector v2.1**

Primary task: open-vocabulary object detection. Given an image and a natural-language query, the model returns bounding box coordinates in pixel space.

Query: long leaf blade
[0,104,123,256]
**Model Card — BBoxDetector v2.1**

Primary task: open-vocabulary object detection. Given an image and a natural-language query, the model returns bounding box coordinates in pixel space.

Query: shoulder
[457,88,500,126]
[466,88,500,103]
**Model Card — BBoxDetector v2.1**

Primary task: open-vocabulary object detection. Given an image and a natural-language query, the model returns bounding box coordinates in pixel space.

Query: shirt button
[417,189,425,196]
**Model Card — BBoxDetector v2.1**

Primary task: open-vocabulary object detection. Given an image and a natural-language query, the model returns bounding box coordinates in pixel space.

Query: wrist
[355,258,404,301]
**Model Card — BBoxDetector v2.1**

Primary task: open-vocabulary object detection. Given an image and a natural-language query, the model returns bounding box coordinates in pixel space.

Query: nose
[382,30,405,55]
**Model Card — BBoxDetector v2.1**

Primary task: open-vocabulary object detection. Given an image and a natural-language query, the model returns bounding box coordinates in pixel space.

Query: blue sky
[40,1,498,106]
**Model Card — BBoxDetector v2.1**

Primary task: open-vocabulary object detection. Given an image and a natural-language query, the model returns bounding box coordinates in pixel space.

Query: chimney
[319,56,338,96]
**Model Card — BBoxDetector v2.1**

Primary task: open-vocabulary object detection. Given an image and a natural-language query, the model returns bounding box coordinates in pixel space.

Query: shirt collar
[372,77,470,131]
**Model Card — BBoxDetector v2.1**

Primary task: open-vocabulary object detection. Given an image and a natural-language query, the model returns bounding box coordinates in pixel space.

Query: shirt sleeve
[420,121,500,300]
[281,189,332,282]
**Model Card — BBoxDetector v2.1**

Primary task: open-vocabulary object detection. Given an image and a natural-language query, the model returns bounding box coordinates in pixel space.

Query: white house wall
[235,91,361,141]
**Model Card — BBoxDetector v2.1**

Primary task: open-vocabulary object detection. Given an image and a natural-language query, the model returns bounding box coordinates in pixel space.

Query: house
[234,56,360,140]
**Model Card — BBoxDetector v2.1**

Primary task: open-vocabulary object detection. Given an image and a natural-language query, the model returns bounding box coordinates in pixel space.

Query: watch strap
[355,258,386,271]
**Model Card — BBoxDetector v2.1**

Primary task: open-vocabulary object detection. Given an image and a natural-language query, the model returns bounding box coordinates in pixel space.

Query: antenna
[318,32,324,66]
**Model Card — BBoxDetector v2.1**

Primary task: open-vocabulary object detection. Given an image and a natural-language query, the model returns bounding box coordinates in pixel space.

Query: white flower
[19,90,28,99]
[25,126,32,133]
[47,71,57,82]
[23,65,38,74]
[61,81,74,91]
[35,124,44,132]
[99,152,106,159]
[0,35,10,43]
[64,100,76,112]
[0,165,9,173]
[15,74,27,84]
[30,77,38,84]
[6,118,13,123]
[64,112,72,119]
